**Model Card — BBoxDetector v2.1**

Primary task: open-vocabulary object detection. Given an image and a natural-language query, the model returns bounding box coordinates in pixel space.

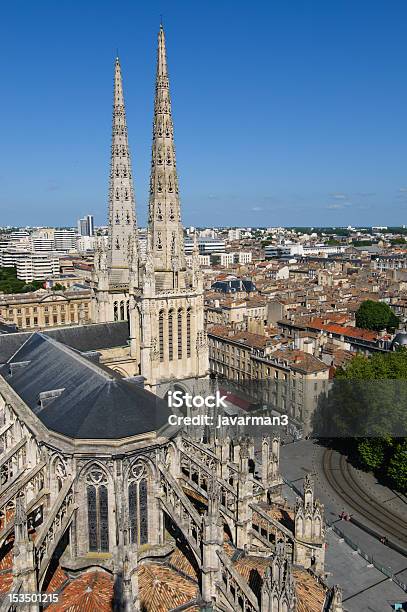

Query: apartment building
[208,324,330,433]
[16,253,60,282]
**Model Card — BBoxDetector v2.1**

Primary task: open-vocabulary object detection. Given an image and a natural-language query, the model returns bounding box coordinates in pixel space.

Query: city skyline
[1,1,407,227]
[0,11,406,610]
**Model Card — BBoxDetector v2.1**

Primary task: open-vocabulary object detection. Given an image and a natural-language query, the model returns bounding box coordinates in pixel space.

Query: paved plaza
[281,440,407,612]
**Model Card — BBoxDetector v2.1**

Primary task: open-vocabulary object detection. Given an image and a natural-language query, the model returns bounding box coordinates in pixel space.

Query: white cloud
[329,193,347,200]
[327,201,352,210]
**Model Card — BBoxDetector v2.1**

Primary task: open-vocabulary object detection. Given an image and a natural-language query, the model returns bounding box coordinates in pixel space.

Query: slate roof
[0,332,170,440]
[0,322,129,363]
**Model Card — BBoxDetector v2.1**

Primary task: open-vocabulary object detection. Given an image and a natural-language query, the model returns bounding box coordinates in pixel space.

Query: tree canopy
[0,267,44,294]
[313,349,407,491]
[355,299,399,332]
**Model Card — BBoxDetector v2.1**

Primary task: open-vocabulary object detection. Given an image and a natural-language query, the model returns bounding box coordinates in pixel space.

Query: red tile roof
[138,563,197,611]
[169,548,198,580]
[47,571,113,612]
[308,319,377,341]
[45,565,69,593]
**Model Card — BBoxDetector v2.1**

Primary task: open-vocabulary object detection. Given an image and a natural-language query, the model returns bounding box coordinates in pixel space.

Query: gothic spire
[147,25,185,287]
[107,57,138,284]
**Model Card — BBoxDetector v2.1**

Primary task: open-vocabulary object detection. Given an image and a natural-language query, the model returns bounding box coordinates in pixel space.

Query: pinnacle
[107,54,138,280]
[157,24,168,77]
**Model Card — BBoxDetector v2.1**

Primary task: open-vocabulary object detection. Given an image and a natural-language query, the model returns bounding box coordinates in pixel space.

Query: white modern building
[77,236,97,254]
[210,252,234,266]
[77,215,95,237]
[54,229,78,252]
[233,251,252,264]
[228,228,241,241]
[185,254,210,267]
[16,253,60,282]
[265,243,345,259]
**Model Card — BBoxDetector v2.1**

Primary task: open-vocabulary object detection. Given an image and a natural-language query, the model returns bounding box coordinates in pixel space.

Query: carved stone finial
[15,497,26,526]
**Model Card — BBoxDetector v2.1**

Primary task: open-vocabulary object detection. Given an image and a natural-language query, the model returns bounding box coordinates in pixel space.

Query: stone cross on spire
[107,57,138,285]
[147,25,186,287]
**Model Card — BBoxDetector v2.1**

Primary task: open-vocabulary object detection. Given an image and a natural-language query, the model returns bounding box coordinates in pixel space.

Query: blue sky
[1,0,407,228]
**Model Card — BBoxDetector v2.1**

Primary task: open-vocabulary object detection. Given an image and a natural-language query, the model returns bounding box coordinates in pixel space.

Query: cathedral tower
[147,24,186,290]
[92,57,139,323]
[129,25,208,390]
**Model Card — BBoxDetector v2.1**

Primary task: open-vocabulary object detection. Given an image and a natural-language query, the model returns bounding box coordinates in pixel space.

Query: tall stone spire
[147,25,186,289]
[107,57,138,284]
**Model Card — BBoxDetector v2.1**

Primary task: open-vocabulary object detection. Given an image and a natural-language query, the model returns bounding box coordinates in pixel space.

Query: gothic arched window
[186,308,191,358]
[120,301,125,321]
[85,465,109,553]
[114,301,118,322]
[128,461,149,546]
[168,310,174,361]
[159,310,164,362]
[177,308,183,359]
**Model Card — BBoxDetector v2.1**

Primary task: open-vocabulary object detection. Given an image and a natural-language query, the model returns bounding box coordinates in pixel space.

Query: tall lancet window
[186,308,191,358]
[159,310,164,362]
[85,465,109,553]
[128,462,149,545]
[177,308,183,359]
[168,310,174,361]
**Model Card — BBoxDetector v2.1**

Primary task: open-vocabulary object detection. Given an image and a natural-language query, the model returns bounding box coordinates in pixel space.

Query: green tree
[387,441,407,491]
[313,349,407,492]
[352,240,374,247]
[0,267,46,294]
[357,438,387,470]
[355,300,399,331]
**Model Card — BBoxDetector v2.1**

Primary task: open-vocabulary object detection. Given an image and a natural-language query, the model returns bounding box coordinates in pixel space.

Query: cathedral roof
[138,563,198,611]
[0,321,130,363]
[46,570,113,611]
[0,332,171,440]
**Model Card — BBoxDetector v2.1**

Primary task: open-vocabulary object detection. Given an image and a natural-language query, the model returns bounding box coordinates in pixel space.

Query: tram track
[322,449,407,547]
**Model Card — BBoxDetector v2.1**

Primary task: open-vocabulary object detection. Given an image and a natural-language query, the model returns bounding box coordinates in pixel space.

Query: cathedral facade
[0,25,344,612]
[92,26,208,392]
[0,330,343,611]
